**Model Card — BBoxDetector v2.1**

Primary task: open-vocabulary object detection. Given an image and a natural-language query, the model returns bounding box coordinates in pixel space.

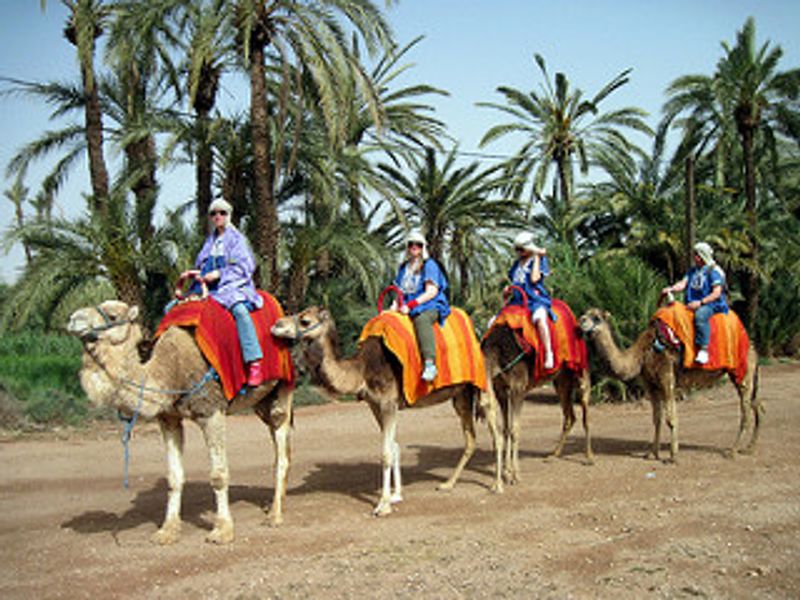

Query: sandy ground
[1,362,798,599]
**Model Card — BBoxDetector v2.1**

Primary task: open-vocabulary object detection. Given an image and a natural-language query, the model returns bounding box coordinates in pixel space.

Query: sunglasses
[514,246,526,253]
[407,241,424,248]
[209,210,228,217]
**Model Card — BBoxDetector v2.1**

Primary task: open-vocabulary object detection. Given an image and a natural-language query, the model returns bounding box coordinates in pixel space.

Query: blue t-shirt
[508,255,552,313]
[685,265,728,313]
[394,258,451,323]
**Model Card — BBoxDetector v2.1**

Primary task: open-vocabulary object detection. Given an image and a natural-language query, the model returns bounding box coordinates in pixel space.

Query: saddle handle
[174,271,208,302]
[377,285,404,314]
[502,285,530,313]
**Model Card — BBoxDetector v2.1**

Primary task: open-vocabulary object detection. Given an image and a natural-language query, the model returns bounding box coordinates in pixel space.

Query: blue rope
[119,379,144,489]
[116,367,217,488]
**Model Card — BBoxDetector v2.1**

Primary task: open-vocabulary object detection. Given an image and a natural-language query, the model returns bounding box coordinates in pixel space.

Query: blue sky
[1,0,799,283]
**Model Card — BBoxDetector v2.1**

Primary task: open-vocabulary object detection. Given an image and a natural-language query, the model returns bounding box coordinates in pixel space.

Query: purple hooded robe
[194,226,263,310]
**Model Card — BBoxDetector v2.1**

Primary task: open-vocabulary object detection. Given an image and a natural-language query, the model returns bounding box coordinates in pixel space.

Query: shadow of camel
[61,480,272,537]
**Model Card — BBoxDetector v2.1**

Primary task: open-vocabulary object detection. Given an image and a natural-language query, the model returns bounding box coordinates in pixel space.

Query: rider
[390,231,450,382]
[661,241,729,365]
[508,232,555,369]
[183,198,265,386]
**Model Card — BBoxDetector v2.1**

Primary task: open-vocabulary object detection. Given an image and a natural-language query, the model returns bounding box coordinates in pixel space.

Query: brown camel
[67,300,293,544]
[482,322,592,484]
[578,308,762,462]
[270,306,503,516]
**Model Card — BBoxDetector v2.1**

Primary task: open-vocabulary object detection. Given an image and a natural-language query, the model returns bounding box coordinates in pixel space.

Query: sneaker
[421,360,438,382]
[247,361,264,387]
[695,349,709,365]
[543,352,555,370]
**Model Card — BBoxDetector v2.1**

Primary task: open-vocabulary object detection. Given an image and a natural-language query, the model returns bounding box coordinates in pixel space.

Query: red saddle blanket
[484,299,589,381]
[154,291,295,400]
[652,302,750,384]
[357,307,487,406]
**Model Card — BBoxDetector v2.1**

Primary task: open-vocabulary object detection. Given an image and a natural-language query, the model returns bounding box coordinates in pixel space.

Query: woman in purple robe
[184,199,265,387]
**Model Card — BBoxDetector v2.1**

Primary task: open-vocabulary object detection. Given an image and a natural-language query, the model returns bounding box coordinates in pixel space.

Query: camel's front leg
[439,393,476,491]
[199,410,234,544]
[373,402,400,516]
[504,383,525,483]
[152,416,184,545]
[550,373,577,461]
[645,386,663,461]
[257,387,293,526]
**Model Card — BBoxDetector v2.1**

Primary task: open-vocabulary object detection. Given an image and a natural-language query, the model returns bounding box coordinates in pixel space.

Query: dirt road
[1,362,798,599]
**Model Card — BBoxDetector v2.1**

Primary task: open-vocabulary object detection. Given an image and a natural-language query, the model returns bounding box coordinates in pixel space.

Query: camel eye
[300,317,312,327]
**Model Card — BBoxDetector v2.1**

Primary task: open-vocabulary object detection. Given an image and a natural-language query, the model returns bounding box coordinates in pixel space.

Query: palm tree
[478,53,652,217]
[377,146,524,303]
[233,0,394,288]
[3,173,32,265]
[663,17,800,329]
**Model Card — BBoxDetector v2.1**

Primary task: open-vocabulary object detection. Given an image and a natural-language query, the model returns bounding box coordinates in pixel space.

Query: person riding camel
[182,198,265,386]
[508,232,555,370]
[661,241,729,365]
[390,231,450,382]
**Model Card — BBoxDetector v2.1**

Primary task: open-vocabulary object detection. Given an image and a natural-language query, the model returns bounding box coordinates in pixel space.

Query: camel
[270,306,504,516]
[578,307,762,462]
[482,317,592,484]
[66,300,293,545]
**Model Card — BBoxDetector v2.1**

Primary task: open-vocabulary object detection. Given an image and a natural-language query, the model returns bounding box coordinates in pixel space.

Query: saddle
[651,302,750,384]
[357,307,486,405]
[155,291,295,399]
[484,298,588,381]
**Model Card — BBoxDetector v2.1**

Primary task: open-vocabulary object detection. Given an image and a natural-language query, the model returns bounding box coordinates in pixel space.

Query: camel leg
[480,382,504,494]
[730,358,762,456]
[550,372,577,461]
[152,415,185,545]
[198,410,234,544]
[439,392,476,492]
[504,382,525,483]
[664,374,679,463]
[495,383,514,483]
[373,402,400,517]
[646,387,663,461]
[578,369,594,464]
[255,386,293,526]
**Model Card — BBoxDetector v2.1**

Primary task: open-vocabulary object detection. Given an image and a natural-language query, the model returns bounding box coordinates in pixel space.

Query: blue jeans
[694,304,714,349]
[231,302,263,364]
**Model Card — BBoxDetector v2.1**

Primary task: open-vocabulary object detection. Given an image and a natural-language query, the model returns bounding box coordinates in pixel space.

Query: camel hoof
[740,445,756,456]
[264,509,284,527]
[390,493,403,504]
[437,481,454,492]
[206,519,234,545]
[373,501,392,517]
[583,455,595,466]
[490,481,504,495]
[151,521,181,545]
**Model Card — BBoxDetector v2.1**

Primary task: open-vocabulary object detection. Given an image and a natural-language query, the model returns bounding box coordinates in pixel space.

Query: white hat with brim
[693,241,715,266]
[513,232,544,254]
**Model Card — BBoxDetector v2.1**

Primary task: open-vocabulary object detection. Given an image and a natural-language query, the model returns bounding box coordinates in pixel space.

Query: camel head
[578,308,611,340]
[67,300,142,348]
[271,306,331,342]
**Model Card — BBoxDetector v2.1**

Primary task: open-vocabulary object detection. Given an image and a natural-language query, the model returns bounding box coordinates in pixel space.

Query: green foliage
[0,332,93,427]
[754,269,800,356]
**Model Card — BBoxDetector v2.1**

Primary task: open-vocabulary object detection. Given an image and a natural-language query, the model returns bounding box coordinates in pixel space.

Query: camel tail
[751,360,761,411]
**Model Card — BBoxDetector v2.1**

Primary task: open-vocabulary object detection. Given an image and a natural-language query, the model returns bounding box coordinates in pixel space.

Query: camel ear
[128,305,140,322]
[602,310,611,321]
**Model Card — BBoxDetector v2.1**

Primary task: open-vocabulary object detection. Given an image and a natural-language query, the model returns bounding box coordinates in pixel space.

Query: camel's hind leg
[255,384,293,525]
[439,391,476,492]
[480,380,504,494]
[645,385,664,461]
[550,369,593,464]
[198,410,235,544]
[152,415,185,545]
[729,355,762,457]
[503,373,526,484]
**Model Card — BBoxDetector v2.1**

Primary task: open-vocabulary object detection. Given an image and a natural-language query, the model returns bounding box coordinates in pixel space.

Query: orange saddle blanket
[154,291,295,400]
[357,307,487,405]
[652,302,750,384]
[484,299,589,381]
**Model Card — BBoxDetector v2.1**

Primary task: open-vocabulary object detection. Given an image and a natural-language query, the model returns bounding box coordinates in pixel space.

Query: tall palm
[233,0,394,288]
[378,146,524,302]
[478,53,652,216]
[663,17,800,329]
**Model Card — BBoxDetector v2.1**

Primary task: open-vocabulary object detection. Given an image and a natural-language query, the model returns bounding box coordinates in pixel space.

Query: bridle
[79,304,134,343]
[289,311,327,342]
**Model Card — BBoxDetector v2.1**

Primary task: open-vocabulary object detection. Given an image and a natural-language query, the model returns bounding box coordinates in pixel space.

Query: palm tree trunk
[250,41,279,289]
[741,126,759,334]
[684,154,696,274]
[196,112,214,232]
